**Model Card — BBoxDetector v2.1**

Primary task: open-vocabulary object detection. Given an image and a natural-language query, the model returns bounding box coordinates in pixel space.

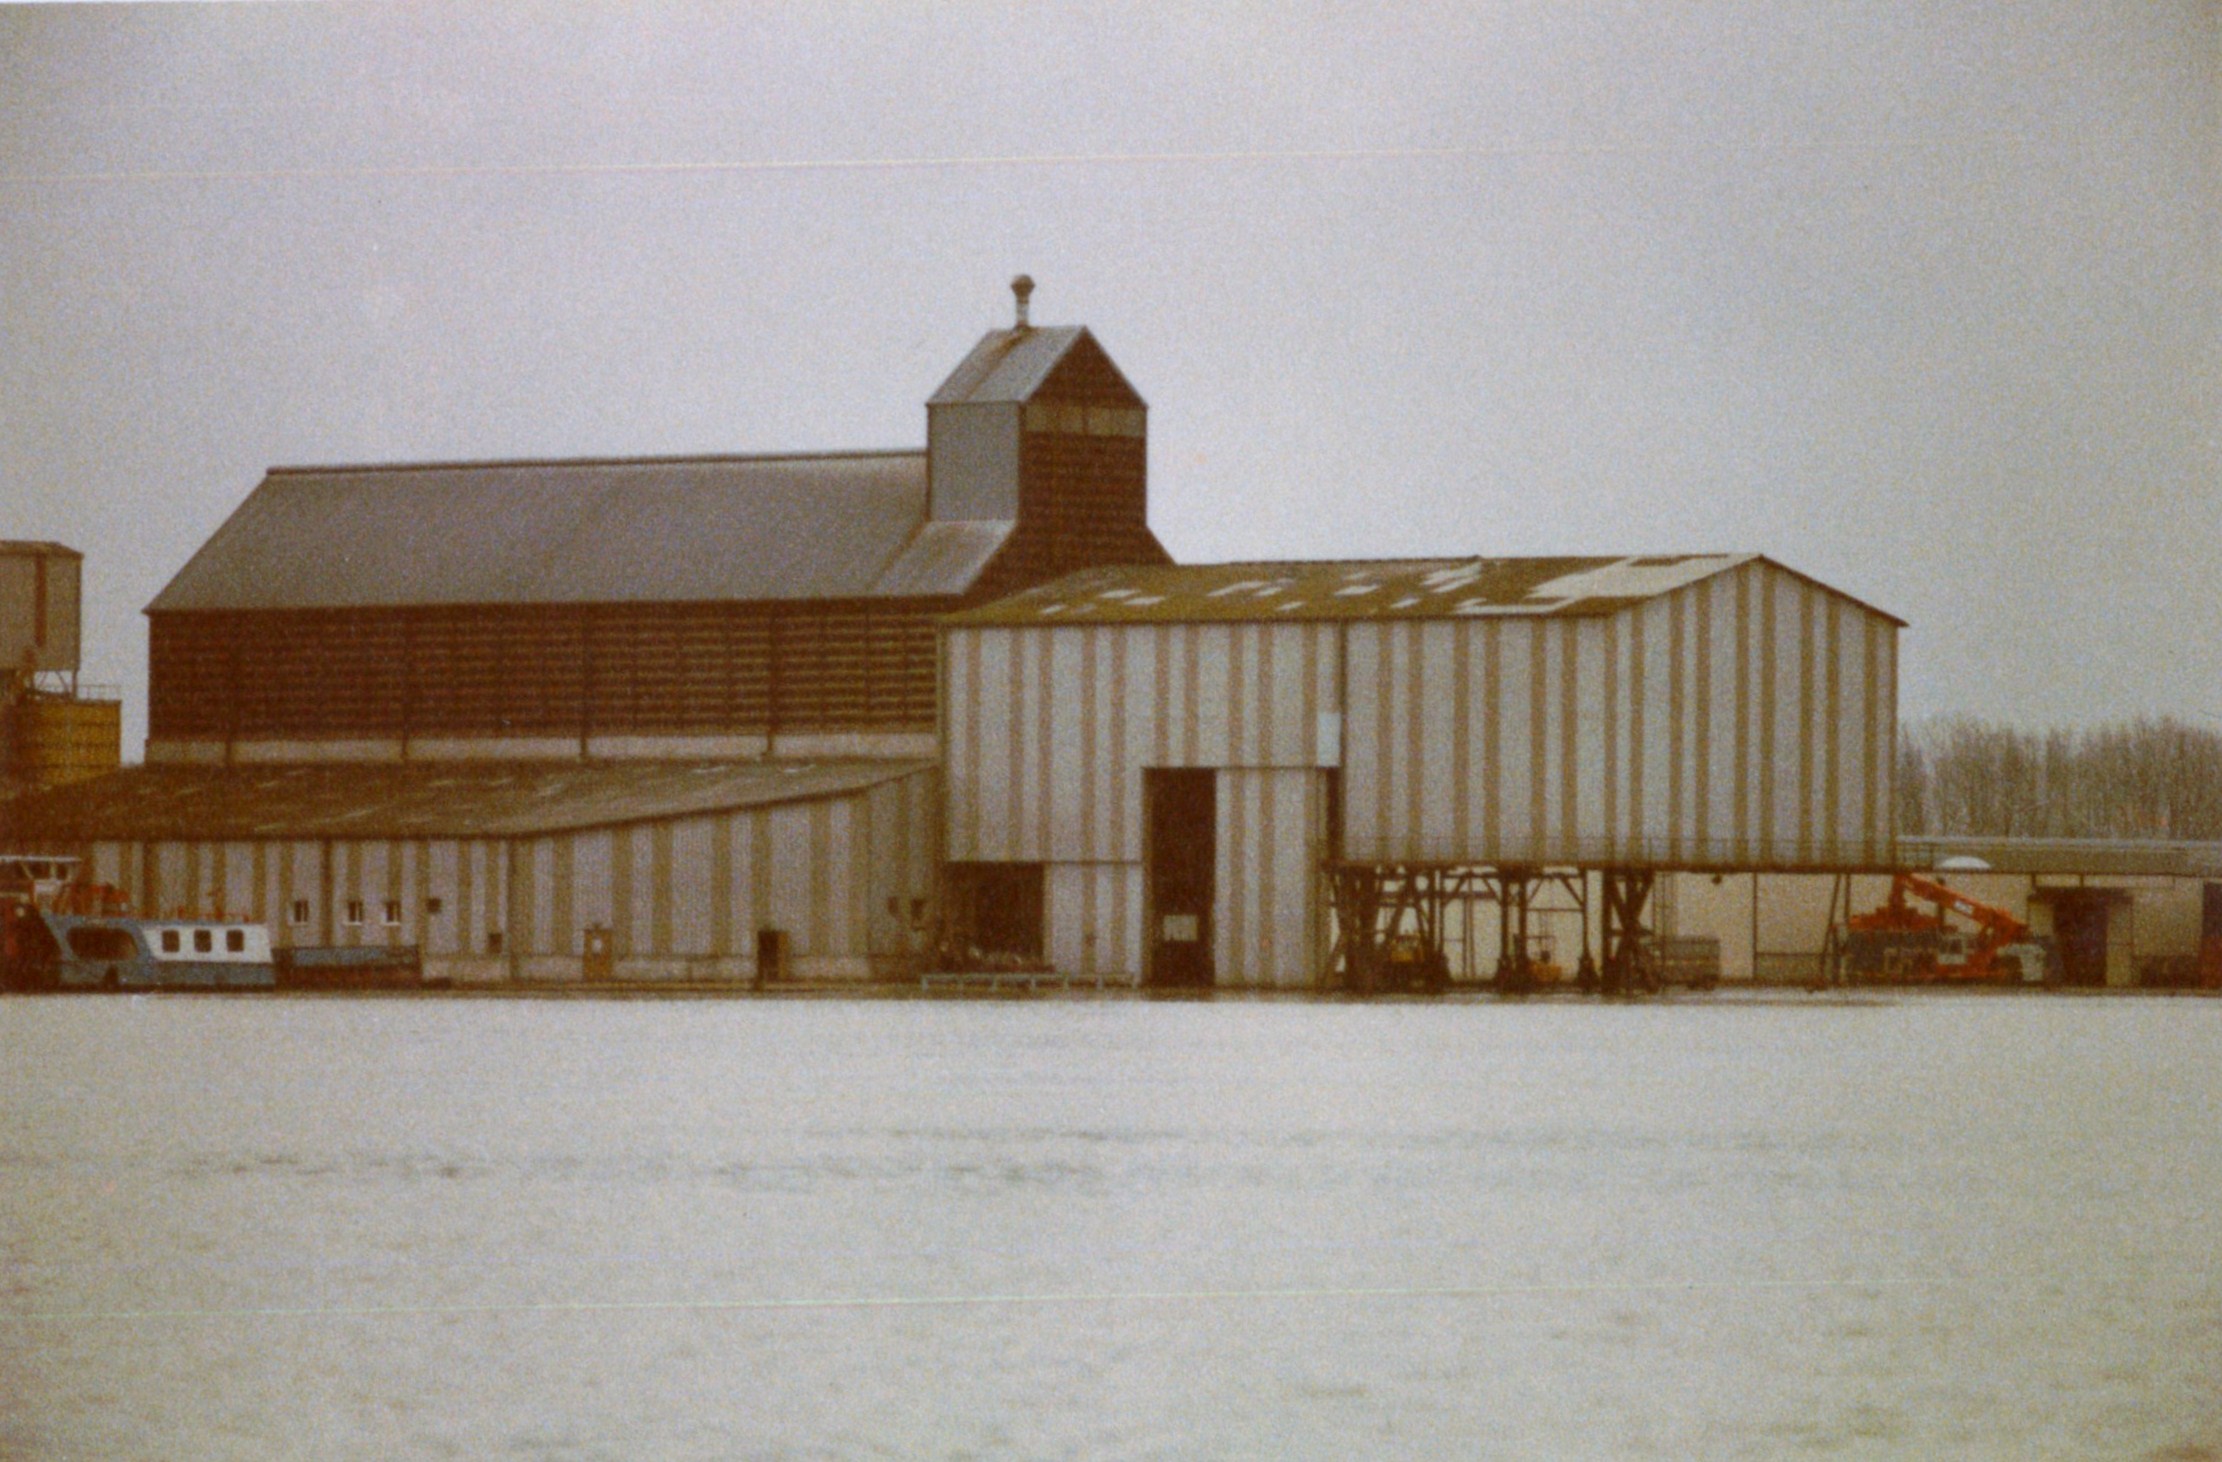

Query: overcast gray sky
[2,2,2215,754]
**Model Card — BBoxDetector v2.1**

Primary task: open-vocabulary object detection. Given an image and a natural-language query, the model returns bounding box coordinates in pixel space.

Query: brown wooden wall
[149,330,1169,746]
[969,336,1169,599]
[149,600,943,741]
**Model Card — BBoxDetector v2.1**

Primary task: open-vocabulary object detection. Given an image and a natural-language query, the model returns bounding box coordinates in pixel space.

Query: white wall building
[942,554,1903,989]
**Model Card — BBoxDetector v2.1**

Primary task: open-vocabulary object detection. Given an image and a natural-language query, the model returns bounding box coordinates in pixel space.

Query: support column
[1599,868,1658,994]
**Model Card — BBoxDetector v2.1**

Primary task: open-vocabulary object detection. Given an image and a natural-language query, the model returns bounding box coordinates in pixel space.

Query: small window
[291,899,311,926]
[382,900,402,927]
[192,929,212,954]
[486,930,504,955]
[225,929,245,954]
[425,897,444,917]
[159,929,181,954]
[343,900,363,927]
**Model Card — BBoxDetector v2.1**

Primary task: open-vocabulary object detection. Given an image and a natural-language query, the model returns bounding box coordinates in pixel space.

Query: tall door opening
[2202,883,2222,987]
[2051,894,2110,987]
[1146,769,1216,988]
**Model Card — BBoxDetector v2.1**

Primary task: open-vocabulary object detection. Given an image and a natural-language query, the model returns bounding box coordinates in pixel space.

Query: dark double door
[1146,769,1215,988]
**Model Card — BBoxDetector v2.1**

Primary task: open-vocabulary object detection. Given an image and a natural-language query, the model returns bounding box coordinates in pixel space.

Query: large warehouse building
[11,282,1926,991]
[9,284,1163,983]
[941,555,1902,988]
[142,282,1164,766]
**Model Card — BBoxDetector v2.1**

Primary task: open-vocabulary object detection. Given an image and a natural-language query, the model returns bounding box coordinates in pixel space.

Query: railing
[1334,834,1900,873]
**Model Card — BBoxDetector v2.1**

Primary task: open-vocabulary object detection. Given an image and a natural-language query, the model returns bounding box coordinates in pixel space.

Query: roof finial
[1011,274,1034,330]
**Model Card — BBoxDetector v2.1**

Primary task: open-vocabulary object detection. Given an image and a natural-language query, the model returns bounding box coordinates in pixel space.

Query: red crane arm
[1892,871,2030,943]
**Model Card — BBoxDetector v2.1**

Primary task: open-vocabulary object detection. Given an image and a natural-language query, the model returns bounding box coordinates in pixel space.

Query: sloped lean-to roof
[149,451,1012,613]
[946,555,1906,627]
[6,759,935,843]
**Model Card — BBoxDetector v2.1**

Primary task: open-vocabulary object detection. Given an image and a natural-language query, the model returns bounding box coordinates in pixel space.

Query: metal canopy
[5,758,934,842]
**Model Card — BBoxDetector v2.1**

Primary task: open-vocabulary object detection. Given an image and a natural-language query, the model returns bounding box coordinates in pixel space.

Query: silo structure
[0,542,82,680]
[1,542,120,794]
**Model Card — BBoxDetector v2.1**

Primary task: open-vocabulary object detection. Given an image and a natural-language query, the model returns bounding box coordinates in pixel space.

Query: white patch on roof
[1334,584,1378,597]
[1455,598,1559,616]
[1528,555,1747,603]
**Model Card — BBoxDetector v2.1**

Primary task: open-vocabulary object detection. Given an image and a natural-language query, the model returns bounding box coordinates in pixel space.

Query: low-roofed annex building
[12,759,935,984]
[11,282,1169,984]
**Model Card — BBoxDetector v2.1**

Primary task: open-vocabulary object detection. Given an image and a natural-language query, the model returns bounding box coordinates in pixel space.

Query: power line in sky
[0,134,2040,188]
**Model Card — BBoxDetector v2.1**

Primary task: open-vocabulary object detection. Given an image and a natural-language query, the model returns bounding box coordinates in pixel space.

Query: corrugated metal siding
[1342,560,1895,868]
[57,767,937,980]
[948,559,1896,879]
[1214,769,1329,988]
[1044,863,1144,981]
[945,621,1340,864]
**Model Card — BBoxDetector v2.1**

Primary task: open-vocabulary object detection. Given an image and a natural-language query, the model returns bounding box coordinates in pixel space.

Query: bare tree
[1897,716,2222,838]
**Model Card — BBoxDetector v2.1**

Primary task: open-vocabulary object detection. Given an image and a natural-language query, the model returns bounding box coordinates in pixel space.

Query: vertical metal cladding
[58,769,937,982]
[946,620,1338,985]
[1344,561,1896,869]
[1214,768,1331,987]
[1045,863,1143,980]
[944,621,1340,863]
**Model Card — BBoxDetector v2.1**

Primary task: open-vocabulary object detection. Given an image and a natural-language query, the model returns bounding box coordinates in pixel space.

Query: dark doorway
[1146,769,1216,988]
[2202,883,2222,988]
[942,863,1045,964]
[2049,894,2111,987]
[756,927,790,984]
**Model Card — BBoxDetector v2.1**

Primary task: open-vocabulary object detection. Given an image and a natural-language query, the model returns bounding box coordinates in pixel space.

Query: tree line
[1896,716,2222,839]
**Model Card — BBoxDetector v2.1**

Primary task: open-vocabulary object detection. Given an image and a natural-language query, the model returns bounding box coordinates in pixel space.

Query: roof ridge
[264,448,925,477]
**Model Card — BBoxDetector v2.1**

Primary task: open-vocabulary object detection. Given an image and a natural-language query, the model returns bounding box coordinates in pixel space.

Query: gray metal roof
[150,451,1009,612]
[5,759,934,842]
[872,521,1015,597]
[946,555,1845,626]
[928,326,1092,406]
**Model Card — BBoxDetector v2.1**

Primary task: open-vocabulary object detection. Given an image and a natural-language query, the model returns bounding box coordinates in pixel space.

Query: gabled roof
[150,451,1011,612]
[946,555,1906,627]
[4,759,934,842]
[929,325,1136,406]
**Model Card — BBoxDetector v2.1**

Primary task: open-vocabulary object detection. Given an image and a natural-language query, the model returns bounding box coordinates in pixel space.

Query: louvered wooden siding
[149,601,942,742]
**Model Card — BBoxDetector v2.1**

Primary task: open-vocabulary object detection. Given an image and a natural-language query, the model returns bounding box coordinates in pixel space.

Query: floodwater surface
[2,993,2218,1459]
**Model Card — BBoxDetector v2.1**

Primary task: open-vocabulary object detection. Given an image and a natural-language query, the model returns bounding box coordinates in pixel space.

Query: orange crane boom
[1845,872,2038,981]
